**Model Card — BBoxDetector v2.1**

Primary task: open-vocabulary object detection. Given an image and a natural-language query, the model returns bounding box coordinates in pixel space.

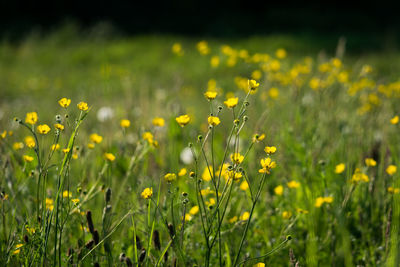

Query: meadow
[1,26,400,266]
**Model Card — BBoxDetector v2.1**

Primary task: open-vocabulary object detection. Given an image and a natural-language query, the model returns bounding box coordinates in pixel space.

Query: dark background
[0,0,399,47]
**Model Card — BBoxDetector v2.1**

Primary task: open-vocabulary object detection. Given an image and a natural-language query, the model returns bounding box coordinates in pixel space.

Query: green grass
[0,26,400,266]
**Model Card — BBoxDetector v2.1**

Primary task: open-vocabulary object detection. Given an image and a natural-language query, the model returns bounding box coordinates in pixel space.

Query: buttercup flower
[351,168,369,183]
[274,185,283,195]
[37,124,51,134]
[282,211,292,219]
[287,180,300,188]
[276,48,287,59]
[164,173,177,183]
[335,163,345,174]
[104,153,116,162]
[224,97,239,108]
[259,157,277,174]
[58,98,71,108]
[120,119,130,128]
[189,206,199,215]
[208,116,220,126]
[152,117,165,127]
[204,91,217,100]
[176,114,190,127]
[365,158,377,167]
[230,153,244,164]
[239,181,249,191]
[23,155,34,162]
[24,136,36,148]
[90,133,103,144]
[390,115,399,125]
[240,211,250,221]
[54,123,64,131]
[264,146,276,154]
[141,187,153,199]
[248,79,259,90]
[178,168,187,176]
[77,102,89,111]
[13,142,24,150]
[51,144,60,151]
[25,112,38,125]
[386,165,397,175]
[252,133,265,142]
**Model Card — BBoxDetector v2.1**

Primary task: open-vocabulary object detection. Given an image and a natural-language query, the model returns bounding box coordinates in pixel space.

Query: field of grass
[1,26,400,266]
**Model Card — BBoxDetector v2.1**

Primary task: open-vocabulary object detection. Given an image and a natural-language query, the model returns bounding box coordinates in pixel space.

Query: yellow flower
[63,190,72,198]
[152,117,165,127]
[196,41,210,55]
[282,211,292,219]
[230,153,244,164]
[259,157,277,174]
[46,198,54,211]
[210,56,220,67]
[248,79,260,90]
[229,216,238,223]
[24,136,36,148]
[274,185,283,196]
[309,77,321,90]
[264,146,276,154]
[25,112,38,125]
[204,91,217,100]
[365,158,377,167]
[323,196,333,203]
[202,167,213,181]
[390,115,399,125]
[23,155,34,162]
[62,148,70,154]
[58,98,71,108]
[54,123,64,131]
[185,214,193,221]
[276,48,287,59]
[176,114,191,127]
[226,170,243,180]
[72,153,78,159]
[13,142,24,150]
[208,116,220,126]
[189,206,199,215]
[287,180,300,189]
[315,197,325,207]
[239,181,249,191]
[142,132,154,144]
[386,165,397,175]
[172,43,184,56]
[90,133,103,144]
[335,163,345,174]
[37,124,51,135]
[164,173,177,183]
[269,87,279,99]
[87,143,95,149]
[296,208,309,214]
[141,187,153,199]
[0,130,6,139]
[252,133,265,143]
[178,168,187,176]
[77,101,89,111]
[253,263,265,267]
[240,211,250,221]
[51,144,60,151]
[13,244,24,255]
[251,70,262,80]
[104,153,116,162]
[71,198,80,204]
[224,97,239,108]
[351,168,369,183]
[120,119,131,128]
[388,187,400,194]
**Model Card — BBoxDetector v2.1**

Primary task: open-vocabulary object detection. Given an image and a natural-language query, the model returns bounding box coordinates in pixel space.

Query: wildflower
[229,216,238,223]
[208,116,220,126]
[323,196,333,203]
[120,119,131,128]
[351,168,369,183]
[196,41,210,55]
[315,197,325,208]
[386,165,397,175]
[90,133,103,144]
[13,244,23,255]
[204,91,217,100]
[274,185,283,195]
[282,211,292,219]
[390,115,399,125]
[51,144,60,151]
[252,133,265,143]
[141,187,153,199]
[24,136,36,148]
[87,143,95,149]
[46,198,54,211]
[210,56,220,67]
[224,97,239,108]
[251,70,262,80]
[230,153,244,164]
[248,79,260,90]
[104,153,116,162]
[62,148,70,154]
[335,163,345,174]
[63,190,72,198]
[37,124,51,134]
[58,98,71,108]
[54,123,64,131]
[152,117,165,127]
[259,157,277,174]
[189,206,199,215]
[13,142,24,150]
[227,170,243,180]
[23,155,34,162]
[388,187,400,194]
[296,208,309,214]
[309,77,321,90]
[287,180,300,188]
[202,167,213,181]
[71,198,80,204]
[276,48,287,59]
[240,211,250,221]
[264,146,276,154]
[178,168,187,177]
[172,43,184,56]
[25,112,38,125]
[72,153,78,159]
[253,263,265,267]
[0,130,6,139]
[185,214,193,221]
[176,114,191,127]
[269,88,279,99]
[164,173,177,183]
[77,102,89,111]
[365,158,377,167]
[239,181,249,191]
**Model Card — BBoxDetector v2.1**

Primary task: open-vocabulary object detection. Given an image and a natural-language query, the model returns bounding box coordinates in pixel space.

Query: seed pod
[85,240,94,249]
[135,235,142,250]
[164,251,169,263]
[125,257,133,267]
[167,223,175,236]
[105,188,112,203]
[86,211,95,234]
[153,230,161,250]
[139,248,146,263]
[92,229,100,245]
